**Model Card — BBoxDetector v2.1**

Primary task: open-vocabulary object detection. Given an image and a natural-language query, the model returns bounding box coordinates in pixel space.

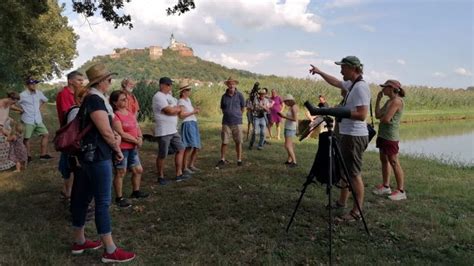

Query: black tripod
[286,116,370,265]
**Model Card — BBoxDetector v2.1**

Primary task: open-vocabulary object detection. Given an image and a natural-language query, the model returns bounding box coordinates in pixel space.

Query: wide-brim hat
[258,88,267,94]
[85,63,117,88]
[224,77,239,85]
[380,79,402,90]
[283,94,295,102]
[178,83,192,93]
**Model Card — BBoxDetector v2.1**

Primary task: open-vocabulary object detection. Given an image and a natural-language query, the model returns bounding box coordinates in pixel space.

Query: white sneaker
[372,184,392,195]
[183,168,194,175]
[388,190,407,201]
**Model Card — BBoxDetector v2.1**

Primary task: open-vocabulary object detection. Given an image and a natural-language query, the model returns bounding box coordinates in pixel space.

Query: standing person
[249,88,271,150]
[318,94,329,108]
[216,77,246,168]
[178,83,202,173]
[18,77,53,161]
[70,63,135,263]
[269,89,283,140]
[0,92,22,171]
[309,56,370,223]
[278,94,298,167]
[110,90,148,208]
[121,78,140,117]
[7,119,28,172]
[56,71,84,200]
[152,77,189,185]
[373,80,407,201]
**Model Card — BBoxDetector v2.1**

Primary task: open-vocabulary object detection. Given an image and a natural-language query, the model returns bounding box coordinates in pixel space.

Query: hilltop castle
[109,34,194,60]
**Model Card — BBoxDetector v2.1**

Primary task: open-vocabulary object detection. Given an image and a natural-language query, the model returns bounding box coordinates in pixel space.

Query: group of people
[0,53,407,263]
[0,76,58,173]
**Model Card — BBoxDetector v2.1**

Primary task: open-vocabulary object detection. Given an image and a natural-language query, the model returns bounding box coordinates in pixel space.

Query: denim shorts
[284,129,296,137]
[114,148,141,169]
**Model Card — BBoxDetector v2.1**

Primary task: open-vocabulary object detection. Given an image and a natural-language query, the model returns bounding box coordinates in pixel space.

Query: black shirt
[80,95,113,162]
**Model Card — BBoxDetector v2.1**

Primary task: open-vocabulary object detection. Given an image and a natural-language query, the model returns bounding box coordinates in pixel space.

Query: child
[7,119,28,172]
[278,94,299,168]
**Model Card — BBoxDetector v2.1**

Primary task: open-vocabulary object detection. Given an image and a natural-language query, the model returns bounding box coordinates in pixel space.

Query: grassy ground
[0,105,473,265]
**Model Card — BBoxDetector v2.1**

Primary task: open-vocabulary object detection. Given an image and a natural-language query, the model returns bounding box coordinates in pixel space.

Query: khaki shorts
[221,124,243,144]
[339,134,368,178]
[24,123,49,139]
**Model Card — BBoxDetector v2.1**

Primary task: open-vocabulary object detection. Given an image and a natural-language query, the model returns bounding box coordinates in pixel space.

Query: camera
[82,143,96,163]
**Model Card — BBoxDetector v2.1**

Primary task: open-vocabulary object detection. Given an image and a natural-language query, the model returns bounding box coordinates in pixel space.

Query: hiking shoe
[176,174,190,182]
[288,162,298,168]
[257,146,263,150]
[373,184,392,195]
[189,166,201,172]
[284,161,292,165]
[183,168,194,175]
[157,177,169,186]
[388,190,407,201]
[215,159,227,169]
[237,161,243,166]
[71,239,102,255]
[102,247,136,263]
[39,154,54,160]
[115,197,132,208]
[130,191,149,199]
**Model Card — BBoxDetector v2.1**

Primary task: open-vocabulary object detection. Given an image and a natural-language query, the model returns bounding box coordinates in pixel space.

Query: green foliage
[0,0,77,91]
[133,80,160,122]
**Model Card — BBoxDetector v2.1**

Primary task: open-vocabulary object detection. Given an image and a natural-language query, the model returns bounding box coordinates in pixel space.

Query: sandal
[335,210,361,223]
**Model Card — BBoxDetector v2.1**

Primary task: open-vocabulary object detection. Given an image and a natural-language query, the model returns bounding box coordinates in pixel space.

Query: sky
[61,0,473,89]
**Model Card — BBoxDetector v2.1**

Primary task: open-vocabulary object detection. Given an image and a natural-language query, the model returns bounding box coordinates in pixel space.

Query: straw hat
[283,94,295,101]
[178,82,192,93]
[85,63,117,88]
[224,77,239,85]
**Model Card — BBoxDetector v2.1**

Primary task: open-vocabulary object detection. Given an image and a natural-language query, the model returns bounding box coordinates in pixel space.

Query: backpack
[53,104,92,155]
[310,131,343,186]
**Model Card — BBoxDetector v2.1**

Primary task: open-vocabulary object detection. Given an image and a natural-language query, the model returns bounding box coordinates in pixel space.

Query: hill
[78,48,265,83]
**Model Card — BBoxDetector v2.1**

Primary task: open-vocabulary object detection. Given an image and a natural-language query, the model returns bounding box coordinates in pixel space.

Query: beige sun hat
[283,94,295,101]
[224,77,239,85]
[85,63,117,88]
[178,82,192,93]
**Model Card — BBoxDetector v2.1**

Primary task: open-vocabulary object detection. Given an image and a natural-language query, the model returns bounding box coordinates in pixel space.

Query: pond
[367,119,474,166]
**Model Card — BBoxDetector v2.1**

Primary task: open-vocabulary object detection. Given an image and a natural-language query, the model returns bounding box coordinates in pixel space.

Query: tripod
[286,116,370,265]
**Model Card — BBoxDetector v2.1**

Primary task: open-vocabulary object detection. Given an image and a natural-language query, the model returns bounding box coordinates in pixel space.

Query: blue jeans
[250,117,266,148]
[71,159,113,235]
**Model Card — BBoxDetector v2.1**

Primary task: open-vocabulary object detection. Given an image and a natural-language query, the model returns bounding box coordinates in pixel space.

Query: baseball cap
[25,77,41,85]
[380,79,402,90]
[335,56,362,68]
[159,77,173,85]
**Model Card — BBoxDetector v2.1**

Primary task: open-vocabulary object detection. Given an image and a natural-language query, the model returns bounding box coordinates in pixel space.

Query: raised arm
[309,64,343,89]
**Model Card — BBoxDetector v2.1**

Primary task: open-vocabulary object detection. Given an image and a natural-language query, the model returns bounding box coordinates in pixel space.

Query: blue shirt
[220,89,245,125]
[18,89,48,124]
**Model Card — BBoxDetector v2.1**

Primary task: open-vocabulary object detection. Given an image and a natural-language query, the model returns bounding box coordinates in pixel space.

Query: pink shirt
[114,110,139,150]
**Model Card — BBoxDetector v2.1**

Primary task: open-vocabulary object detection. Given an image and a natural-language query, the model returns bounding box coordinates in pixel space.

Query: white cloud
[203,51,271,69]
[433,72,446,78]
[454,67,472,76]
[325,0,364,9]
[286,50,318,58]
[396,59,406,65]
[359,24,376,32]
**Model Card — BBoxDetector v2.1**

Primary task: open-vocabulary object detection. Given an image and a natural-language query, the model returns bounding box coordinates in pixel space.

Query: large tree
[0,0,77,90]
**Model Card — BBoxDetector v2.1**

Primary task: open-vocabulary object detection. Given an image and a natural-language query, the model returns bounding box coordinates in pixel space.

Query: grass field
[0,105,472,265]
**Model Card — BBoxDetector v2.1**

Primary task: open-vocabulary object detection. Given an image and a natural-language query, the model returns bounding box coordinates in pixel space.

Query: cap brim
[334,61,344,65]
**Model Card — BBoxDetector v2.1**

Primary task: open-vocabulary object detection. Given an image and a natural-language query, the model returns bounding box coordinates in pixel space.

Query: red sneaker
[102,247,136,263]
[71,239,102,254]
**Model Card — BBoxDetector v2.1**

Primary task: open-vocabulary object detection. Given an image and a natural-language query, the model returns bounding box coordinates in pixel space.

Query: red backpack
[53,106,92,155]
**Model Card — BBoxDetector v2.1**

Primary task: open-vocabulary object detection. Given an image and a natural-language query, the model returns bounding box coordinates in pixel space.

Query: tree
[72,0,195,29]
[0,0,77,90]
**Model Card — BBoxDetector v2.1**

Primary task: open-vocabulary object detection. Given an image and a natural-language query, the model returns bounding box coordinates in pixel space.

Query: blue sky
[62,0,473,89]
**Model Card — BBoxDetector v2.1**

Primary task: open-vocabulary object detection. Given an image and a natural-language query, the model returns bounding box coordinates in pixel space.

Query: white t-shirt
[152,91,179,136]
[178,98,197,122]
[339,80,370,136]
